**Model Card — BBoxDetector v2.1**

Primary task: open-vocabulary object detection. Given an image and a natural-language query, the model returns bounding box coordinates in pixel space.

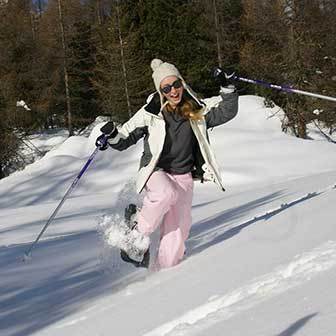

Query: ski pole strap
[234,75,336,103]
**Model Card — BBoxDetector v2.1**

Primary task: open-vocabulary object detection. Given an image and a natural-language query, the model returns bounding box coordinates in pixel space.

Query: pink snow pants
[137,170,194,269]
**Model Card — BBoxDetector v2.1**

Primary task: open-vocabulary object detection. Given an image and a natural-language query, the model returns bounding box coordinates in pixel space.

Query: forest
[0,0,335,178]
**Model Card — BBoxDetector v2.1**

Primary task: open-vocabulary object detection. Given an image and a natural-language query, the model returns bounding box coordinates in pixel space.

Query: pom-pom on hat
[151,59,182,93]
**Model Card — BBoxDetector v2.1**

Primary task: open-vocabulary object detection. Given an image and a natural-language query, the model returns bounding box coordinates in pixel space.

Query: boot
[120,204,150,268]
[120,248,150,268]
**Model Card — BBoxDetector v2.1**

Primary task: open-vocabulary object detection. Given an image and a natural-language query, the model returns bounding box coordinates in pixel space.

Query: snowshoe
[120,248,150,268]
[120,203,150,268]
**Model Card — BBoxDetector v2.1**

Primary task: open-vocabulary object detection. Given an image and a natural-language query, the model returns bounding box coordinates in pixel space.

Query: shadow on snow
[0,231,144,336]
[275,313,318,336]
[187,190,322,256]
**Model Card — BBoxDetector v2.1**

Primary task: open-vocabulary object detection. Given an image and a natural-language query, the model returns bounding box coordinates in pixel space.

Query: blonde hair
[165,94,203,121]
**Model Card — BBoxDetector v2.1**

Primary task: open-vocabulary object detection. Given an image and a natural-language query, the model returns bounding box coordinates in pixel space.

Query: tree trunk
[213,0,222,67]
[96,0,102,25]
[297,111,307,138]
[116,3,132,118]
[57,0,73,136]
[0,166,5,180]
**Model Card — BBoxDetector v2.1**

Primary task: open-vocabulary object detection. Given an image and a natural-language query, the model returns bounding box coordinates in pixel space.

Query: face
[160,76,184,108]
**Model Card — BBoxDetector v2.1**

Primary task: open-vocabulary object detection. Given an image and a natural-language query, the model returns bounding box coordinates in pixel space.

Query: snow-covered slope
[1,95,336,336]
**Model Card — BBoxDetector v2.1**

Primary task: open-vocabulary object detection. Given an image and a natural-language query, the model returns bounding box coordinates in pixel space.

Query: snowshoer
[96,59,238,269]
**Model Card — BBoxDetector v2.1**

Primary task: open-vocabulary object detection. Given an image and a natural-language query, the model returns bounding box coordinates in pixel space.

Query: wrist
[107,127,118,139]
[107,132,121,145]
[220,85,235,94]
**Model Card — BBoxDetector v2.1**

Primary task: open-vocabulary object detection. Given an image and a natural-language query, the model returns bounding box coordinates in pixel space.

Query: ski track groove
[143,240,336,336]
[190,183,336,244]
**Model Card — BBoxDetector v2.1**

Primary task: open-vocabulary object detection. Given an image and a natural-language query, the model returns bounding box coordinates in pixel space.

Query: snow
[144,240,336,336]
[1,95,336,336]
[16,100,31,111]
[28,129,69,152]
[99,213,150,262]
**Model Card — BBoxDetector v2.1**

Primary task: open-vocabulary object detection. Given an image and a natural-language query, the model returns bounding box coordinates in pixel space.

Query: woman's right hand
[95,121,118,150]
[100,121,117,137]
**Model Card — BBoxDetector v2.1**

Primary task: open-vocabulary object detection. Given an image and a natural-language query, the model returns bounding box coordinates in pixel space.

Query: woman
[96,59,238,269]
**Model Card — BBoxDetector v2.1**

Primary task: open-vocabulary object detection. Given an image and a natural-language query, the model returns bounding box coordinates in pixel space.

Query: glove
[212,67,236,87]
[95,121,118,150]
[100,121,117,137]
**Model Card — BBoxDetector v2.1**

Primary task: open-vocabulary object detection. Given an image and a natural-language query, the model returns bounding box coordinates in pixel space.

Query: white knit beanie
[151,59,182,93]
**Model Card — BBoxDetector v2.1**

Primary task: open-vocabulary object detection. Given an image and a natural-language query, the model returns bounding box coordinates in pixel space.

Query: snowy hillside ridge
[1,94,336,336]
[5,129,69,179]
[78,116,112,137]
[205,94,285,131]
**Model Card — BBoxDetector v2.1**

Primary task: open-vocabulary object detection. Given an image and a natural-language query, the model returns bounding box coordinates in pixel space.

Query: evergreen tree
[93,0,149,122]
[0,0,41,131]
[239,0,336,138]
[68,21,99,127]
[0,0,40,177]
[139,0,217,96]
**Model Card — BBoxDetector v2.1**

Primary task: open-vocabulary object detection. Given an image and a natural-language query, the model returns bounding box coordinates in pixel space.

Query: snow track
[144,241,336,336]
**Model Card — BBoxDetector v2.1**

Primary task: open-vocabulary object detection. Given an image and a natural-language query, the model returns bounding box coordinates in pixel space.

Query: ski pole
[233,75,336,103]
[214,68,336,103]
[23,145,102,261]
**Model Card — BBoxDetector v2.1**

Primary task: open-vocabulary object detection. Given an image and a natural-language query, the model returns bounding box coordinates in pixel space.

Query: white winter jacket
[109,86,238,193]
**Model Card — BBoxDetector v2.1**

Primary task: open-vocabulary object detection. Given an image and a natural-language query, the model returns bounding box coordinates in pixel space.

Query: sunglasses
[160,79,183,94]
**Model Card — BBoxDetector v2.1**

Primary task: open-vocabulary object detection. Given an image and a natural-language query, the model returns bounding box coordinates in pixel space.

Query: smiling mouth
[170,93,180,99]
